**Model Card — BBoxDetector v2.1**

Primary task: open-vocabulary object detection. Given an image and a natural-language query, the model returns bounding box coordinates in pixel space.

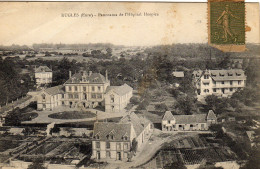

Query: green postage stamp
[208,0,246,51]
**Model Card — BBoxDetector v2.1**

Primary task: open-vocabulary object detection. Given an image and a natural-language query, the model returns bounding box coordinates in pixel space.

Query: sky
[0,2,259,46]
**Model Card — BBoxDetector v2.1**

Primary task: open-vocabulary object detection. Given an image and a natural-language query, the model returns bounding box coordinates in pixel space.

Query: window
[42,94,46,100]
[222,81,225,84]
[96,134,100,140]
[83,87,86,91]
[230,81,233,85]
[75,94,78,99]
[83,94,87,100]
[238,80,242,85]
[123,136,128,140]
[98,86,101,91]
[69,86,72,91]
[204,75,209,79]
[62,101,64,105]
[96,142,100,149]
[91,94,96,99]
[236,73,241,76]
[69,94,73,99]
[230,88,233,92]
[213,88,216,92]
[111,105,115,111]
[92,86,95,91]
[106,151,111,158]
[203,83,209,86]
[228,73,233,76]
[124,143,128,150]
[75,86,78,91]
[43,104,46,108]
[106,142,110,149]
[168,120,171,124]
[97,94,102,99]
[116,143,121,150]
[111,95,115,103]
[62,94,64,98]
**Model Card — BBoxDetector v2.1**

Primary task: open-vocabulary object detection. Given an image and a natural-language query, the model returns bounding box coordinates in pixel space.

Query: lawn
[48,111,96,119]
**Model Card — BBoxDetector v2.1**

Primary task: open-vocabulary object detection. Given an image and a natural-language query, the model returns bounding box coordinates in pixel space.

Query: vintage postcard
[0,2,259,169]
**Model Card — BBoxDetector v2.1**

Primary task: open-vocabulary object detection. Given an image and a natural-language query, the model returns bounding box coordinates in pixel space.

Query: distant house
[192,69,246,100]
[92,112,152,161]
[162,110,217,131]
[172,71,184,78]
[104,84,133,113]
[35,66,53,87]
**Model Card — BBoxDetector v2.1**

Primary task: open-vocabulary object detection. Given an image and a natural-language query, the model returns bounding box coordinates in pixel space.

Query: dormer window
[123,136,128,140]
[95,134,100,140]
[236,73,241,76]
[204,75,209,79]
[228,73,233,76]
[219,73,224,77]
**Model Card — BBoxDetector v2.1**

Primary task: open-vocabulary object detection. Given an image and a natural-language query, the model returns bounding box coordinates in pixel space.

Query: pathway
[22,106,126,124]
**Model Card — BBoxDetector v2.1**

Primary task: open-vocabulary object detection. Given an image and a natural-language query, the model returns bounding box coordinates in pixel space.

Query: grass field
[48,111,96,119]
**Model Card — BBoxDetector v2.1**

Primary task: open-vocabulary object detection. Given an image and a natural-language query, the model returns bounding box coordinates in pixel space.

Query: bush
[130,96,140,105]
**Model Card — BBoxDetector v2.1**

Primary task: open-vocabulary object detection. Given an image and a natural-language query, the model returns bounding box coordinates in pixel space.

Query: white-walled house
[92,112,152,161]
[35,66,52,87]
[162,110,217,131]
[192,69,246,100]
[104,84,133,113]
[37,85,64,111]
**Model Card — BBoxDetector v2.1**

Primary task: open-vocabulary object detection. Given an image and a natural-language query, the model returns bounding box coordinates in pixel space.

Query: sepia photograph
[0,1,259,169]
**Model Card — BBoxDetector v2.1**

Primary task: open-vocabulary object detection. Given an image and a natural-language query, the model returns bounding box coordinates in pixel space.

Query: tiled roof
[35,66,52,73]
[172,71,184,77]
[65,71,108,84]
[93,122,132,141]
[174,114,207,124]
[106,83,133,96]
[44,85,65,95]
[207,110,217,120]
[193,69,246,81]
[163,111,175,121]
[120,112,150,137]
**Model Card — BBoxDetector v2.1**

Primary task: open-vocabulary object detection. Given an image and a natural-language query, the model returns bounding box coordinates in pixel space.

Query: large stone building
[36,71,133,111]
[92,112,152,161]
[35,66,53,87]
[162,110,217,131]
[192,69,246,100]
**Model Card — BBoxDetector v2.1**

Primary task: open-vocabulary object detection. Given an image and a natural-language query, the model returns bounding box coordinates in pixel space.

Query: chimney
[83,71,87,77]
[69,71,72,78]
[106,70,108,80]
[89,71,92,76]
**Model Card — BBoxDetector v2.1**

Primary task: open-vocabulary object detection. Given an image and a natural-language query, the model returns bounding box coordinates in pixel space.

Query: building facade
[104,84,133,113]
[192,69,246,100]
[92,112,152,161]
[36,71,133,111]
[162,110,217,131]
[35,66,53,87]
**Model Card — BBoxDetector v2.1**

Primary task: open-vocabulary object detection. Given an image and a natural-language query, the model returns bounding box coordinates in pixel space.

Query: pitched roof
[119,112,150,137]
[35,66,52,73]
[65,71,108,84]
[106,83,133,96]
[193,69,246,81]
[172,71,184,78]
[44,85,65,95]
[163,111,175,121]
[93,122,132,141]
[207,110,217,120]
[173,114,207,124]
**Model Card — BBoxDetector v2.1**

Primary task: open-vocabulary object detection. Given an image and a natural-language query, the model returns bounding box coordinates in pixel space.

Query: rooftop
[106,83,133,96]
[193,69,246,81]
[44,85,65,95]
[35,66,52,73]
[65,71,108,84]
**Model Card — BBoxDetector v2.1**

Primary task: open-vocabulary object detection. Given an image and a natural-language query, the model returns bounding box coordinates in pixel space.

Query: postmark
[208,0,246,52]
